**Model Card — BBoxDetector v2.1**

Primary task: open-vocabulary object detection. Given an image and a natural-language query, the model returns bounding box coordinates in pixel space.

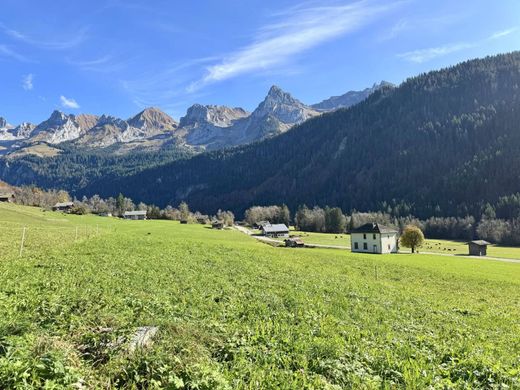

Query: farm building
[180,219,188,224]
[351,223,398,254]
[285,237,305,247]
[261,223,289,238]
[123,210,147,220]
[212,221,224,229]
[254,221,271,229]
[468,240,490,256]
[0,193,14,202]
[98,212,112,217]
[52,202,74,212]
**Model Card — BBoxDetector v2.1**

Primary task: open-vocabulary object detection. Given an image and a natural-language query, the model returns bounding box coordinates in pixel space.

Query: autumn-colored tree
[400,225,425,253]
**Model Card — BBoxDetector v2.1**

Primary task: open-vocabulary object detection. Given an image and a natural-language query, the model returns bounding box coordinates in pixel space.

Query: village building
[52,201,74,212]
[98,212,113,217]
[254,221,271,229]
[261,223,289,238]
[350,223,398,254]
[0,193,14,203]
[468,240,490,256]
[212,221,224,229]
[180,219,188,224]
[123,210,147,220]
[284,237,305,247]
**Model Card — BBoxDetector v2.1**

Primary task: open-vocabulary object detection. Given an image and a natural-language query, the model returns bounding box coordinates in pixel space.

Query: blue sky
[1,0,519,124]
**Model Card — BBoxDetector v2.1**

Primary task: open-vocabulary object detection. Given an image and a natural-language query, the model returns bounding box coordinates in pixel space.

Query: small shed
[212,221,224,230]
[468,240,490,256]
[285,237,304,247]
[0,193,14,203]
[52,201,74,212]
[123,210,147,220]
[180,219,188,224]
[261,223,289,238]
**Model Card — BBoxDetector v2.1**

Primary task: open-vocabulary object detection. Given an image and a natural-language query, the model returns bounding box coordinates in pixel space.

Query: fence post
[19,226,26,257]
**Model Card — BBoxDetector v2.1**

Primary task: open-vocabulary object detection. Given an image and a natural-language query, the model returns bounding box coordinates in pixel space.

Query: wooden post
[19,226,26,257]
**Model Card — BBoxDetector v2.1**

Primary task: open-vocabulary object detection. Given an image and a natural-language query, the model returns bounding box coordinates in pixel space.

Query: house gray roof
[351,223,398,234]
[262,223,289,233]
[469,240,490,246]
[54,202,74,208]
[124,210,147,216]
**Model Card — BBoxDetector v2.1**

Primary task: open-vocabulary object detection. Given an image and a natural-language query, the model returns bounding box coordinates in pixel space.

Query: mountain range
[76,52,520,219]
[0,82,390,157]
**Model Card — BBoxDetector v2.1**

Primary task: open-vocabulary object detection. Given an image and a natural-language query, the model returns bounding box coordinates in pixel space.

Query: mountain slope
[82,52,520,218]
[311,81,394,111]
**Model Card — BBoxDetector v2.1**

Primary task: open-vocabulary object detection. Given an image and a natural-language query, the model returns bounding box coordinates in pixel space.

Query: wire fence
[0,223,107,259]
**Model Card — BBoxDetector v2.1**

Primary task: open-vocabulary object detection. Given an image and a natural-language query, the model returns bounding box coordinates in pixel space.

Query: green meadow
[0,203,519,389]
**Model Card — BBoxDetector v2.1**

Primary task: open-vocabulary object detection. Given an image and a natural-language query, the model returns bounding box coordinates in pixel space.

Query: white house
[350,223,398,254]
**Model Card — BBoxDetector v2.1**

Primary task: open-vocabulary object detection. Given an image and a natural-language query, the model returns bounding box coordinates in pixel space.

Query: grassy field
[289,231,350,247]
[0,204,519,388]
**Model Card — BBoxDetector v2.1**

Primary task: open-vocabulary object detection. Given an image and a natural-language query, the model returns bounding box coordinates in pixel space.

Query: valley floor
[0,204,519,388]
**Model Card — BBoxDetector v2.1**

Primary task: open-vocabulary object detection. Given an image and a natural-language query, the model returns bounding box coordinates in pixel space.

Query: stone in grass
[128,326,159,353]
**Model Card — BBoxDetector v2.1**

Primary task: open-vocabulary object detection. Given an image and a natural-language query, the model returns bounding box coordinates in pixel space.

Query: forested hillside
[0,142,195,190]
[82,52,520,218]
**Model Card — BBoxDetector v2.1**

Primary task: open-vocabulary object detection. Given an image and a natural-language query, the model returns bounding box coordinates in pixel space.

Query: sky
[0,0,519,125]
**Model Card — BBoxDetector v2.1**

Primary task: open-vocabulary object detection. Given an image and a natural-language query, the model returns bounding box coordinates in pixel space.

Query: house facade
[350,223,398,254]
[123,210,147,220]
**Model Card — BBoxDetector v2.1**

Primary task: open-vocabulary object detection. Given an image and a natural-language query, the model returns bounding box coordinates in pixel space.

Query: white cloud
[189,1,398,91]
[489,27,517,40]
[0,23,88,50]
[22,73,33,90]
[397,26,518,64]
[0,44,29,62]
[397,43,475,63]
[60,95,80,109]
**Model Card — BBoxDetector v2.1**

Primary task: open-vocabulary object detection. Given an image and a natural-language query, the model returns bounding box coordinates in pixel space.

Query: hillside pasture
[0,204,519,388]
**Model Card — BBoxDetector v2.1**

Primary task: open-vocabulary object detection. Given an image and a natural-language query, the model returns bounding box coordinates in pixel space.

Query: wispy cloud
[489,27,517,40]
[189,1,397,91]
[22,73,33,90]
[0,44,29,62]
[397,27,519,63]
[0,23,88,50]
[379,14,463,42]
[60,95,80,109]
[397,43,475,63]
[66,55,126,72]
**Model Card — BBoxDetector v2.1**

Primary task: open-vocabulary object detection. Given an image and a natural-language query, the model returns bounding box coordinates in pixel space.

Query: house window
[354,242,358,249]
[363,243,368,250]
[373,234,376,239]
[363,233,366,239]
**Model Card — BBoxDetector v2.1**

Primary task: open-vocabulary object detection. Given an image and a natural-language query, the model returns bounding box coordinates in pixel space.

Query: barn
[123,210,147,220]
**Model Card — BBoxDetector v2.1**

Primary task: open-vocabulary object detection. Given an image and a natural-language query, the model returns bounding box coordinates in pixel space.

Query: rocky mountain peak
[253,86,319,124]
[0,117,11,129]
[180,104,248,128]
[128,107,178,131]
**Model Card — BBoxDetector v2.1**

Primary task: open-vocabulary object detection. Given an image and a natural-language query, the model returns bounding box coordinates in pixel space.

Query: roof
[351,223,398,234]
[124,210,147,216]
[54,202,74,208]
[262,223,289,233]
[469,240,490,246]
[0,193,14,198]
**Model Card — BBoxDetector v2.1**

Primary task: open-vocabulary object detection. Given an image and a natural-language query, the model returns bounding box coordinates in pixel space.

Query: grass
[418,238,520,259]
[0,203,519,388]
[289,231,350,247]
